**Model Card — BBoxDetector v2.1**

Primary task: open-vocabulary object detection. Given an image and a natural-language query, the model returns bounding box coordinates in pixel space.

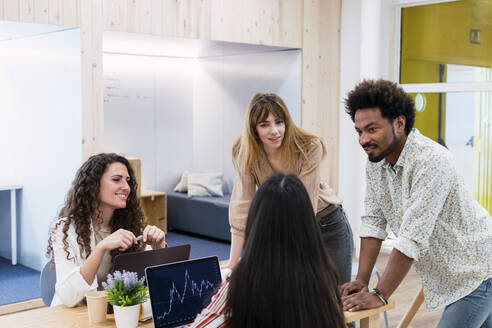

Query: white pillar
[340,0,383,259]
[360,0,382,79]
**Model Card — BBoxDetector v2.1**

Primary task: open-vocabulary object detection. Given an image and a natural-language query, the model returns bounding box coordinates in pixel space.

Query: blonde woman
[228,93,353,284]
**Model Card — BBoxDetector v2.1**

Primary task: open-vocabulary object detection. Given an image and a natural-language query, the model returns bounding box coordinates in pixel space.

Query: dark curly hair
[46,153,145,265]
[344,79,415,135]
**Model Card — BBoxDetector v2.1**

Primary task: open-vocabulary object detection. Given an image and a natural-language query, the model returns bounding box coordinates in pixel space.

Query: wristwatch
[371,288,388,305]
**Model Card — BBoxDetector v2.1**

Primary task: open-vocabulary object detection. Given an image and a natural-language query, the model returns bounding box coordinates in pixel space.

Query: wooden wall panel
[2,0,304,46]
[48,0,62,25]
[161,0,178,37]
[101,0,303,48]
[150,0,163,35]
[301,0,341,191]
[62,0,80,27]
[33,0,49,24]
[190,0,212,39]
[255,0,274,45]
[278,0,302,48]
[126,0,137,32]
[320,0,341,191]
[4,0,19,21]
[2,0,341,189]
[103,0,127,31]
[3,0,80,25]
[19,0,33,22]
[176,0,192,37]
[213,0,242,44]
[80,0,104,160]
[238,0,255,44]
[134,0,152,34]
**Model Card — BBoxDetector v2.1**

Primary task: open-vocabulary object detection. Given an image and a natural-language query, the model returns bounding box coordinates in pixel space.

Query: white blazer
[50,218,153,307]
[50,218,99,307]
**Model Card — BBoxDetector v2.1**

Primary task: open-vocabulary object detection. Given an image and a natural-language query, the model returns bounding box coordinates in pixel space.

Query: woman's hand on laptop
[96,228,138,252]
[140,225,167,249]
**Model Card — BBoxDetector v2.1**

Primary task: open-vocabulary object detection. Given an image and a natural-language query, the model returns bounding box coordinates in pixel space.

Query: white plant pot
[113,304,141,328]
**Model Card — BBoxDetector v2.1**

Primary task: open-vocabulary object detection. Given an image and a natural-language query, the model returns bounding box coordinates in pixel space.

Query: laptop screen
[114,244,191,281]
[146,256,222,328]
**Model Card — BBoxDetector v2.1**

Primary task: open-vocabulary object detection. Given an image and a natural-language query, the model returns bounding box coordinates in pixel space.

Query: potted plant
[102,270,149,328]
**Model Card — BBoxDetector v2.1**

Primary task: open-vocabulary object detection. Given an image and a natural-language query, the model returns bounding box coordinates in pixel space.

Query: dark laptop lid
[146,256,221,328]
[114,244,191,280]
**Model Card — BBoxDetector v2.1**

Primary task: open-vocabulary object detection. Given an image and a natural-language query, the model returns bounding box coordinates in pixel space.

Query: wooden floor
[369,251,443,328]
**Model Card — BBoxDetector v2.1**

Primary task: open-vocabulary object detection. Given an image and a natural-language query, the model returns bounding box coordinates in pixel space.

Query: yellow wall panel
[402,0,492,213]
[401,60,444,142]
[401,1,492,69]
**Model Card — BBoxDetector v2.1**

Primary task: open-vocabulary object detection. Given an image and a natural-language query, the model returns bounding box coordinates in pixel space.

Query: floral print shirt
[361,129,492,309]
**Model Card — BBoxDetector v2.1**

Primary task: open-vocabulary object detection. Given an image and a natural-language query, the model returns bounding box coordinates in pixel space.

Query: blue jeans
[437,278,492,328]
[318,206,354,284]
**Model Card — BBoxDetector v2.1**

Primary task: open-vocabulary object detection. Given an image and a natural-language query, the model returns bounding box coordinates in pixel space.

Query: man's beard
[367,127,400,163]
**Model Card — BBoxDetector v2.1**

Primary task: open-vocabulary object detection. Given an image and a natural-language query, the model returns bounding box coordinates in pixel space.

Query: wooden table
[345,300,395,328]
[0,305,152,328]
[0,301,394,328]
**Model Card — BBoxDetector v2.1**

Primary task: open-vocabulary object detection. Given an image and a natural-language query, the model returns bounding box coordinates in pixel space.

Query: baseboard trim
[0,298,45,316]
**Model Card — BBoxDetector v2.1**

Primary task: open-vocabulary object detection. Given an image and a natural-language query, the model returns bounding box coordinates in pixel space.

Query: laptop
[114,244,191,280]
[146,256,222,328]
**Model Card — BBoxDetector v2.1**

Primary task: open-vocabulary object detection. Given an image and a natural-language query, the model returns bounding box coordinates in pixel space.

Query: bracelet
[371,288,388,305]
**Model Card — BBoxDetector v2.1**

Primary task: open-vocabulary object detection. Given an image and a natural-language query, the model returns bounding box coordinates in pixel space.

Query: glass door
[398,0,492,213]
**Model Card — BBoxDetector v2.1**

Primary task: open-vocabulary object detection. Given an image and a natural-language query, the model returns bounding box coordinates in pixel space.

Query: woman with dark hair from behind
[189,173,345,328]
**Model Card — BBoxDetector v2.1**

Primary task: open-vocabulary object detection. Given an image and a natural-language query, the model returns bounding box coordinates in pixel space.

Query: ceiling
[103,31,296,59]
[0,21,72,42]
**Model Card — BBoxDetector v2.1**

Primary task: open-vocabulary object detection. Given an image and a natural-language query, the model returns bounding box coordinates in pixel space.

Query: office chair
[40,262,56,306]
[351,262,389,328]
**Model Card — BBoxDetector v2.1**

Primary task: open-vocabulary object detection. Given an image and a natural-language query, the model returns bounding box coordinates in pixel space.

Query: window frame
[392,0,492,93]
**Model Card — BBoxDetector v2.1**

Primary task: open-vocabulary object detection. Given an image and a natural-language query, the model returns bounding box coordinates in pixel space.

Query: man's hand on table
[342,290,385,312]
[339,278,369,297]
[340,278,384,312]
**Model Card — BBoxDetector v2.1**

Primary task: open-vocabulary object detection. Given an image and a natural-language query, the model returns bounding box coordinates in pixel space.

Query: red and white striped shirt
[188,275,230,328]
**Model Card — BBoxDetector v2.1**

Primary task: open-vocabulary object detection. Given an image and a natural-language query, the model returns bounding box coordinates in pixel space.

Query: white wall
[0,22,82,271]
[103,46,301,194]
[193,50,301,193]
[339,0,396,255]
[103,54,195,192]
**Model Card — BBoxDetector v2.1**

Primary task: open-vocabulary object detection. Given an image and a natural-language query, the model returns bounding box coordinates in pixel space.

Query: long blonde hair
[232,93,326,175]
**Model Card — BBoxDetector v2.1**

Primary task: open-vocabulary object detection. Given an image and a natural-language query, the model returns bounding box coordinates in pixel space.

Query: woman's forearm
[79,244,106,285]
[228,233,244,268]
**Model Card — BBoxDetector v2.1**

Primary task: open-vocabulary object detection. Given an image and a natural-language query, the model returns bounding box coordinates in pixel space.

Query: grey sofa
[167,191,231,242]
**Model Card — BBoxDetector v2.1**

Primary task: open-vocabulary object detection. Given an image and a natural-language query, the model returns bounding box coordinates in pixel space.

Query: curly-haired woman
[47,153,166,307]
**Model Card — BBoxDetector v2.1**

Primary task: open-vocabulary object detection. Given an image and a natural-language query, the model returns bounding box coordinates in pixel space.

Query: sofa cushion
[187,172,224,197]
[173,171,189,192]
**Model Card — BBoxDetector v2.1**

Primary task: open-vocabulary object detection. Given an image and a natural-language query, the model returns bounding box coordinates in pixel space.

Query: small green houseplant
[102,270,149,328]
